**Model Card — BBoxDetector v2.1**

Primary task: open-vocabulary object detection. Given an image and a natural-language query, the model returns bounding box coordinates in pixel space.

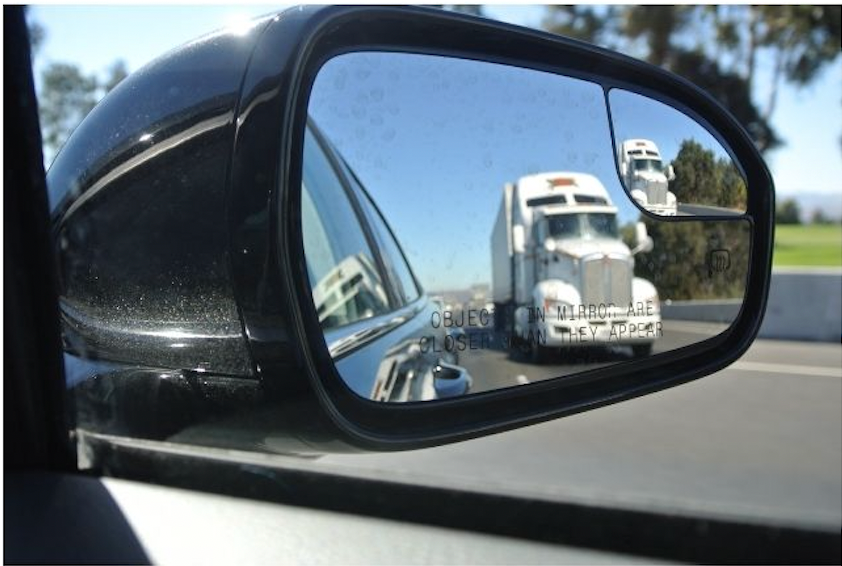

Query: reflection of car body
[491,172,661,361]
[620,139,676,216]
[305,124,472,401]
[367,332,471,402]
[311,253,390,328]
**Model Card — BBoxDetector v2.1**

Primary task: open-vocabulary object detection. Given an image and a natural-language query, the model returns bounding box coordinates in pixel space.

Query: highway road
[677,203,743,216]
[455,320,731,393]
[322,335,842,528]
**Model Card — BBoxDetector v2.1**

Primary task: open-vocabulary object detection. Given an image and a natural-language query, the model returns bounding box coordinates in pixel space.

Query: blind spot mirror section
[609,89,748,217]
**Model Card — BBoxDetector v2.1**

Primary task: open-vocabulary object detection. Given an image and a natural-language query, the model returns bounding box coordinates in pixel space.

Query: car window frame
[334,154,425,304]
[304,121,401,320]
[306,121,427,353]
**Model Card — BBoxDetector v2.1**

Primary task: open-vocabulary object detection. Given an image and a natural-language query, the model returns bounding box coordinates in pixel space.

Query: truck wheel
[632,343,653,358]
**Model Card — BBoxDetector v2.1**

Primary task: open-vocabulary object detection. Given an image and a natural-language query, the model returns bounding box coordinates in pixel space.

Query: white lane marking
[731,361,841,378]
[515,375,530,385]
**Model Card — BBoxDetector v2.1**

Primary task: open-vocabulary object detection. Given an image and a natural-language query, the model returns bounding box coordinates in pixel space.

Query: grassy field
[774,224,842,267]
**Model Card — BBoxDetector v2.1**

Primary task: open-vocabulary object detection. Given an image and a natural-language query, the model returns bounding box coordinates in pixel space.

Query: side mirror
[632,222,654,255]
[666,164,676,182]
[51,6,774,455]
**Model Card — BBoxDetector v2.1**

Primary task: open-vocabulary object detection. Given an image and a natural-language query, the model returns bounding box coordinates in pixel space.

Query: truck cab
[491,172,661,362]
[619,139,677,216]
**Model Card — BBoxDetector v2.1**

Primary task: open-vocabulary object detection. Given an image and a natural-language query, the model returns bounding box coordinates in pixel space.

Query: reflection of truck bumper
[536,315,662,347]
[644,204,676,216]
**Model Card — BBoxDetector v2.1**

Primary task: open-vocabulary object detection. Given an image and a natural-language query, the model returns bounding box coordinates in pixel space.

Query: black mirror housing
[52,6,774,454]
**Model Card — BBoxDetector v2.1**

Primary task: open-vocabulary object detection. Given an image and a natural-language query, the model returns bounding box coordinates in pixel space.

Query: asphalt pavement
[456,320,731,393]
[322,336,842,529]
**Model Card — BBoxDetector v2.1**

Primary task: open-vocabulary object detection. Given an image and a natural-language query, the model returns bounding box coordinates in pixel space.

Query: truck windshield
[546,213,618,239]
[632,158,664,172]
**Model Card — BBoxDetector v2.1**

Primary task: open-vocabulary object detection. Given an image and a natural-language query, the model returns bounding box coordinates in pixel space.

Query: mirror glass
[609,89,747,216]
[304,52,750,402]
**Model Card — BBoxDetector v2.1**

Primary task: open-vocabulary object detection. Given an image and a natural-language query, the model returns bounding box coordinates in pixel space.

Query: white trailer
[619,139,677,216]
[491,172,661,362]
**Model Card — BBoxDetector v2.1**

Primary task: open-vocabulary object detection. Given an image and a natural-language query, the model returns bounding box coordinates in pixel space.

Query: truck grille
[648,182,667,205]
[581,255,632,308]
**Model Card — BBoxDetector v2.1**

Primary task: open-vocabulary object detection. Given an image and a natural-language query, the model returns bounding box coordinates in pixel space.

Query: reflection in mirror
[609,89,747,216]
[304,52,750,402]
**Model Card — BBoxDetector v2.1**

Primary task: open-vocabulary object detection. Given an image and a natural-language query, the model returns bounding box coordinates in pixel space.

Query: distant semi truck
[490,172,662,362]
[619,139,676,216]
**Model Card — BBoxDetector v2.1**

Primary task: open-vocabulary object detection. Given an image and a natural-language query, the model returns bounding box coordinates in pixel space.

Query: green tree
[731,6,842,121]
[776,198,802,225]
[635,220,750,301]
[541,6,618,45]
[25,16,45,55]
[621,5,695,67]
[619,222,637,250]
[543,6,842,153]
[27,14,130,162]
[810,209,832,225]
[102,60,129,93]
[775,198,801,224]
[670,140,747,210]
[39,61,129,161]
[39,63,99,157]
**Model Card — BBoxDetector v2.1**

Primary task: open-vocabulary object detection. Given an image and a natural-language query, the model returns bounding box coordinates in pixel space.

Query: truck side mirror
[667,164,675,182]
[512,224,526,254]
[620,162,627,177]
[632,221,654,255]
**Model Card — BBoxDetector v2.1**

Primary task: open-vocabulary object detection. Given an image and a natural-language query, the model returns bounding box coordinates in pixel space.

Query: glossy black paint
[50,6,773,453]
[47,17,293,443]
[49,21,274,378]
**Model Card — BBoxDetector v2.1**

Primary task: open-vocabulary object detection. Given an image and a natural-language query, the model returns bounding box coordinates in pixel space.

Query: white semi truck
[491,172,662,362]
[619,139,677,216]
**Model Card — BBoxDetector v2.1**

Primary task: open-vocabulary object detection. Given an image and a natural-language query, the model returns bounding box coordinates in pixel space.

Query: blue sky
[308,52,742,290]
[309,52,626,290]
[31,5,842,200]
[31,5,842,290]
